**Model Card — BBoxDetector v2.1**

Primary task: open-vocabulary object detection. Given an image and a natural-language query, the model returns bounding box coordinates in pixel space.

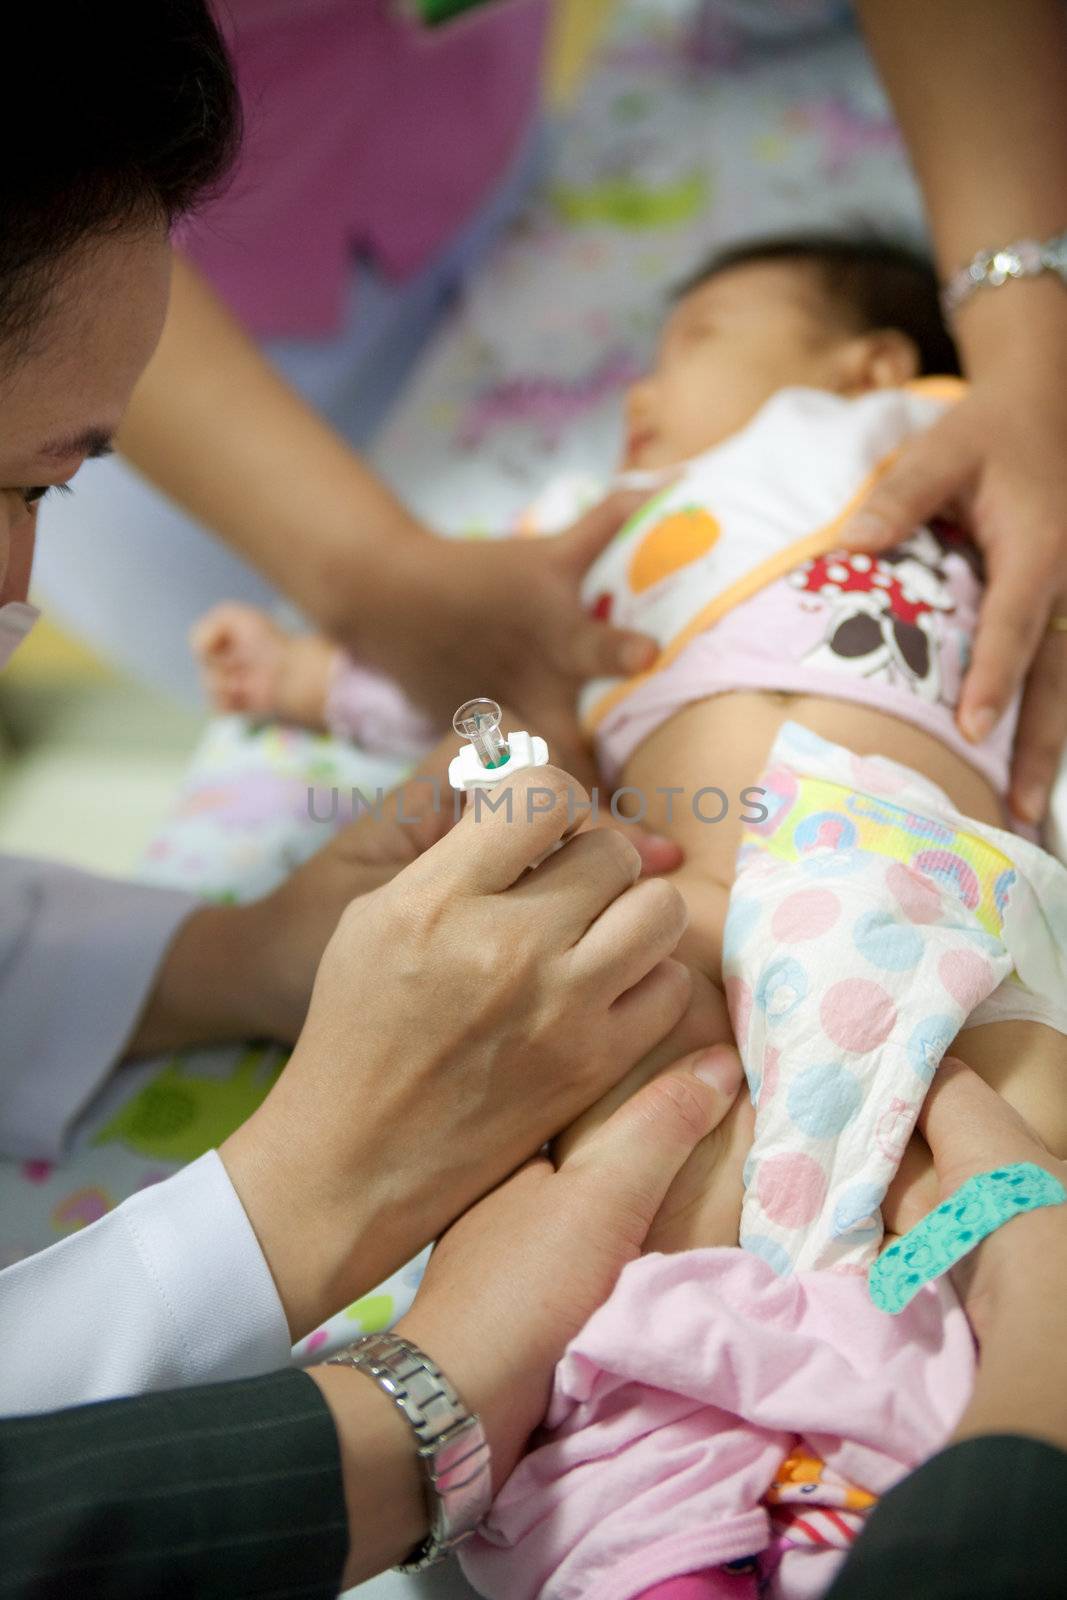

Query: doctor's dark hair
[0,0,240,358]
[676,231,961,378]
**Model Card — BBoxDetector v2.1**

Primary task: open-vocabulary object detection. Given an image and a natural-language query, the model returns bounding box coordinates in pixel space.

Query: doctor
[0,1,699,1414]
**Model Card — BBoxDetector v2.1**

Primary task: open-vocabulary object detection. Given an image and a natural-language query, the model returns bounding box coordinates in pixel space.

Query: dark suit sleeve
[826,1434,1067,1599]
[0,1369,348,1598]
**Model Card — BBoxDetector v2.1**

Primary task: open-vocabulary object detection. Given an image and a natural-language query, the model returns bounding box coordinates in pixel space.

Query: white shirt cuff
[0,1150,292,1413]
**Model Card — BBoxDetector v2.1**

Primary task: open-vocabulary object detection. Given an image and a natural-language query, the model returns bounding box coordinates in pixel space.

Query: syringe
[452,697,510,770]
[448,697,549,792]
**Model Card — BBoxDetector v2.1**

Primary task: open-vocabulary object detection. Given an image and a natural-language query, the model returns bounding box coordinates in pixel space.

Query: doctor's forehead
[0,420,117,492]
[0,227,170,480]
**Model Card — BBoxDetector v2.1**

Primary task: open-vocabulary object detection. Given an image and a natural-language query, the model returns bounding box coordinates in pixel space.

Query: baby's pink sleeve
[324,651,436,757]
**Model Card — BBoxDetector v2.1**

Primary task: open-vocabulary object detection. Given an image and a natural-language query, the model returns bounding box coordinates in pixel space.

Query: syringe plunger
[452,697,509,769]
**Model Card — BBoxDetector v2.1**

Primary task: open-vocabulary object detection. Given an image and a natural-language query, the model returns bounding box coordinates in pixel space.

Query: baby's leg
[885,1015,1067,1235]
[955,1018,1067,1151]
[556,967,755,1256]
[192,603,336,727]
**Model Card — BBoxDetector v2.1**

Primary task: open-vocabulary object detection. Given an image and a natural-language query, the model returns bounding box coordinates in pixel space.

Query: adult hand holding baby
[852,0,1067,828]
[825,1057,1067,1600]
[338,488,660,761]
[844,362,1067,828]
[314,1043,746,1590]
[221,762,694,1339]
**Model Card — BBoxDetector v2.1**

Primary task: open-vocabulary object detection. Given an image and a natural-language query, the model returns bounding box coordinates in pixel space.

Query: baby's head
[624,233,959,470]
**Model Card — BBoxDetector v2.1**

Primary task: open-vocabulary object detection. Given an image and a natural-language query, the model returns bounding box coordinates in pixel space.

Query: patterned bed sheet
[0,6,947,1581]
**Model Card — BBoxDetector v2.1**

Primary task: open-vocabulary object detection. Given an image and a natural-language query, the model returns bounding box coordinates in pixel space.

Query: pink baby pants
[460,1250,974,1600]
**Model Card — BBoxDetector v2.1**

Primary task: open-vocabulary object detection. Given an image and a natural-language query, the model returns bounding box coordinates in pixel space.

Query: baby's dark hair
[676,232,960,377]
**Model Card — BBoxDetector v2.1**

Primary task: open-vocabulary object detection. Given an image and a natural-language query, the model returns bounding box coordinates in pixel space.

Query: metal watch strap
[942,228,1067,316]
[326,1332,491,1572]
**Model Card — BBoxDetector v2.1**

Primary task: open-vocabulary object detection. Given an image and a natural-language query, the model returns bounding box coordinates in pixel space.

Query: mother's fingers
[1008,619,1067,824]
[556,486,656,573]
[840,409,973,554]
[958,537,1064,745]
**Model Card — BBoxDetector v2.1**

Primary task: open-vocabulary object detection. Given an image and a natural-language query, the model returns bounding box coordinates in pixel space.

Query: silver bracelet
[941,228,1067,317]
[326,1332,491,1572]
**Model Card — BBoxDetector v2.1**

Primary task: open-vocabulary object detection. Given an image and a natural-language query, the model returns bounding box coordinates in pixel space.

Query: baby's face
[623,261,856,471]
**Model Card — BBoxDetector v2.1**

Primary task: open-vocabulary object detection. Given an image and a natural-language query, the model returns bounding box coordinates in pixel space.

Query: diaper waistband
[745,722,1067,1002]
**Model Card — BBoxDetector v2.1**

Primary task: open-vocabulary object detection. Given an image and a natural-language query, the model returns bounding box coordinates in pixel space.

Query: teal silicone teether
[869,1161,1066,1314]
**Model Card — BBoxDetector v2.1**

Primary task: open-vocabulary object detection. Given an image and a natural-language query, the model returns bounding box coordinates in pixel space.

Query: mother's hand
[339,491,659,763]
[844,358,1067,825]
[221,763,695,1338]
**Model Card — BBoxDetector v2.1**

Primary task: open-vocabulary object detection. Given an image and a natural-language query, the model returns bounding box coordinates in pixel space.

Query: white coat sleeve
[0,853,200,1160]
[0,1150,293,1412]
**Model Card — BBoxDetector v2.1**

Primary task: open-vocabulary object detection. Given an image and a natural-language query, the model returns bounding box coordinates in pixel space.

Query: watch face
[335,1333,492,1568]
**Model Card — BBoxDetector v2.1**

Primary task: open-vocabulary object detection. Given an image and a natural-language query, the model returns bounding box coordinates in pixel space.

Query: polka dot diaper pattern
[725,724,1022,1274]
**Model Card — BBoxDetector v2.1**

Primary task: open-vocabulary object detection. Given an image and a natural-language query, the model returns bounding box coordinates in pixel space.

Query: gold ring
[1049,616,1067,634]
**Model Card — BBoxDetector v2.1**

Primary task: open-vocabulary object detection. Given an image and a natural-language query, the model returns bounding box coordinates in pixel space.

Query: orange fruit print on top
[627,504,720,594]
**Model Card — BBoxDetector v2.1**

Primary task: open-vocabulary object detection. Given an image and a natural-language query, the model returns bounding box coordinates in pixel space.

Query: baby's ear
[837,328,921,394]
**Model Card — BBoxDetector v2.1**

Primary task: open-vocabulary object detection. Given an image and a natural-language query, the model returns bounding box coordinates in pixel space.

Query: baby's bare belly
[619,690,1004,980]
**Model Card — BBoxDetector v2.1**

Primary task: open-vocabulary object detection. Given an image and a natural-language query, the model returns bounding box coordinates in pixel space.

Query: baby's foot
[191,604,336,729]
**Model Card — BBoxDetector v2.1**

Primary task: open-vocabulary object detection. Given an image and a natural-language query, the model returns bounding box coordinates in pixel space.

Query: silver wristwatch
[941,228,1067,316]
[326,1332,491,1572]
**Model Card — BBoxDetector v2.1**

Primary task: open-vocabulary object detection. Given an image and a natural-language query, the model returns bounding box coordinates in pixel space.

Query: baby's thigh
[884,1018,1067,1235]
[555,969,755,1256]
[555,967,732,1162]
[954,1018,1067,1155]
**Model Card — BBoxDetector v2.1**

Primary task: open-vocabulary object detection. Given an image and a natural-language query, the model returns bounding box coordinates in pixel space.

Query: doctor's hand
[220,763,694,1338]
[129,716,682,1057]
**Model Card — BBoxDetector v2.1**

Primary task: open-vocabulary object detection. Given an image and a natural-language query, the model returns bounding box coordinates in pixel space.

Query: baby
[196,236,1067,1597]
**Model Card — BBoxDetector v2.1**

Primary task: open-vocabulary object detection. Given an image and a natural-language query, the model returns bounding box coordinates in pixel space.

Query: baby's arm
[191,603,436,754]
